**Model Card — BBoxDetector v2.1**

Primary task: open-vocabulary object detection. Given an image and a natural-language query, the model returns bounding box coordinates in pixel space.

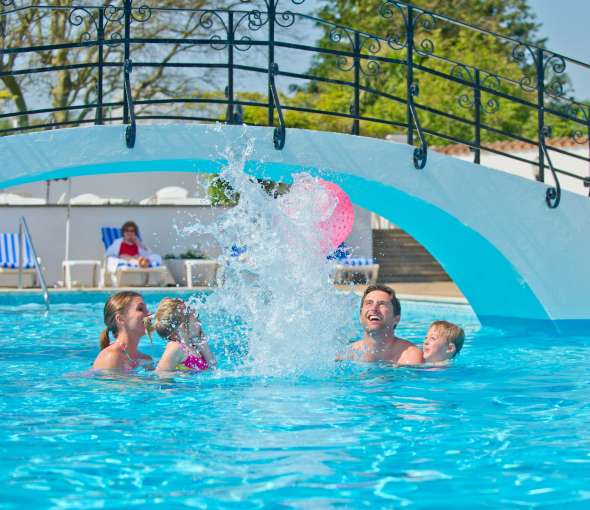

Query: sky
[533,0,589,99]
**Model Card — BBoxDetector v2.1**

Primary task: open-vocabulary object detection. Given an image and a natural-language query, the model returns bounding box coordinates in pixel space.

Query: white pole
[64,178,72,262]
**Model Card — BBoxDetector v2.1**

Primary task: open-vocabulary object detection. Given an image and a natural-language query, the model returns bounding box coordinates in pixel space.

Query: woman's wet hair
[99,291,142,350]
[152,298,186,341]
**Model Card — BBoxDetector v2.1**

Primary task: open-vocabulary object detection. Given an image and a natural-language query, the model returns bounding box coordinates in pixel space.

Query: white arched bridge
[2,124,589,333]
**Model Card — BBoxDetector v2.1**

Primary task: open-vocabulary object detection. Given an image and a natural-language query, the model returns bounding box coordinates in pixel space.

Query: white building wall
[450,146,589,196]
[1,172,211,203]
[0,203,372,286]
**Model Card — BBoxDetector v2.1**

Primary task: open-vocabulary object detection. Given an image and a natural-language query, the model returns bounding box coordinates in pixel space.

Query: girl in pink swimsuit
[148,298,216,373]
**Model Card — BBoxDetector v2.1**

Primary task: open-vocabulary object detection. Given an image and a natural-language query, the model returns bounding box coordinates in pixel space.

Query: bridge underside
[2,124,590,332]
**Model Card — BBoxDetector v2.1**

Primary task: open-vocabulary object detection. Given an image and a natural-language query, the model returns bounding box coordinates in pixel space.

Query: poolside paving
[1,281,467,305]
[336,281,467,305]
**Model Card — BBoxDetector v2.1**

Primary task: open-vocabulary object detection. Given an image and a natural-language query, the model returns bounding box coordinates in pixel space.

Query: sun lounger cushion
[0,233,35,269]
[337,257,375,266]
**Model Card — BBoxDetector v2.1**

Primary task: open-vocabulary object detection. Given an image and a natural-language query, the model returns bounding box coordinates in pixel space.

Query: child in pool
[148,298,216,372]
[422,320,464,365]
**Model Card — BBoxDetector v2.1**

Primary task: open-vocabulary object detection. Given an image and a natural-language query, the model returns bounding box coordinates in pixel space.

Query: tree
[258,0,579,146]
[0,0,238,131]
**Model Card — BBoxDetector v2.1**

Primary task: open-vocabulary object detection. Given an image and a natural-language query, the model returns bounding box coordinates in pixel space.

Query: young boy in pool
[422,320,464,364]
[146,298,216,373]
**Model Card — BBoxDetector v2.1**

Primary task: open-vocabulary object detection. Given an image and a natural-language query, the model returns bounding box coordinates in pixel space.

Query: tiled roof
[430,137,584,156]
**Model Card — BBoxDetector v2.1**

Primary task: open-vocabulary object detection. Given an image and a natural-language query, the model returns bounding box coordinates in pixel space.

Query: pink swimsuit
[177,343,209,371]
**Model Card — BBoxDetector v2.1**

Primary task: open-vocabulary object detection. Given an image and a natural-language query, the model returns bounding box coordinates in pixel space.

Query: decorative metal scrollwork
[104,4,124,45]
[408,82,427,169]
[197,10,254,52]
[269,63,286,150]
[198,10,230,51]
[379,0,406,50]
[511,43,536,92]
[451,64,500,114]
[451,64,475,108]
[379,1,436,56]
[358,34,382,76]
[329,27,355,72]
[237,0,305,31]
[103,1,152,46]
[480,74,501,114]
[412,11,435,56]
[539,126,561,209]
[68,7,99,43]
[130,4,151,23]
[123,58,136,149]
[512,43,567,97]
[567,103,589,145]
[543,53,566,97]
[329,27,382,76]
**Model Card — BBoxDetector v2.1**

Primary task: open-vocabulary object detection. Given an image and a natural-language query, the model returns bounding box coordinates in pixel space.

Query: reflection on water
[2,310,590,507]
[2,128,590,506]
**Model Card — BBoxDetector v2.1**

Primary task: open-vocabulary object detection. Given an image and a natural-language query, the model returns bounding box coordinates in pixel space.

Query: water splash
[184,128,357,376]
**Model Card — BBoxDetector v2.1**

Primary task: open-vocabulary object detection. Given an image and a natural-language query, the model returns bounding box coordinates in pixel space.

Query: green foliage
[164,249,206,259]
[207,172,290,206]
[282,0,581,146]
[208,175,240,206]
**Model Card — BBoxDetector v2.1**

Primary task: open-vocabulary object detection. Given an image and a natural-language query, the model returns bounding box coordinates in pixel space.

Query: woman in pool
[149,298,216,373]
[92,291,153,370]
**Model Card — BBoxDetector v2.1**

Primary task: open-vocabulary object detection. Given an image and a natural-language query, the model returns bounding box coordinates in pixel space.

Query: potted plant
[163,249,218,287]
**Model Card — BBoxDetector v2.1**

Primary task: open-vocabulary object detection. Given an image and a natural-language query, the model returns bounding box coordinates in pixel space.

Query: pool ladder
[18,216,50,311]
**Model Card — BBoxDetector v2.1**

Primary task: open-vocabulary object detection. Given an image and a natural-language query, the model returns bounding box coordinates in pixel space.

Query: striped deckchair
[101,226,168,287]
[0,233,37,287]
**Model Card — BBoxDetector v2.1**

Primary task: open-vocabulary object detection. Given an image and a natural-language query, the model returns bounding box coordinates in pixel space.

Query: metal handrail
[18,217,50,311]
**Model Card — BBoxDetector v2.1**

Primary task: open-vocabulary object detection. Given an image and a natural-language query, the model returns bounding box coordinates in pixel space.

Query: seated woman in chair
[106,220,154,268]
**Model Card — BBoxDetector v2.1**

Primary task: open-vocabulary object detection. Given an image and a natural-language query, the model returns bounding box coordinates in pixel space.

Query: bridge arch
[2,123,589,331]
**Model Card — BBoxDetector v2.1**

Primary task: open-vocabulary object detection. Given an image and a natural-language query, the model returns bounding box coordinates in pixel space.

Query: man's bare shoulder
[349,339,368,351]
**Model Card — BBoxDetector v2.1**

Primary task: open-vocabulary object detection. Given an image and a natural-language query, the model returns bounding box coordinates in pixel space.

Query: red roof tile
[430,137,584,156]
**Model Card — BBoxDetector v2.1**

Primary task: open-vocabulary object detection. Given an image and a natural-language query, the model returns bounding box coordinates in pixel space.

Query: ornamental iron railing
[1,0,589,208]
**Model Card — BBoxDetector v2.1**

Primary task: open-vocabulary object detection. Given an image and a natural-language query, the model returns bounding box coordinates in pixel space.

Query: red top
[119,241,139,257]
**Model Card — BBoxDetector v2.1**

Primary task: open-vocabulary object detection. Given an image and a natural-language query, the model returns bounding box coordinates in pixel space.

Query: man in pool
[344,284,423,365]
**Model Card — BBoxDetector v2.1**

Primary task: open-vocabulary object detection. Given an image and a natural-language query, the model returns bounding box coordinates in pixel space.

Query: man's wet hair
[360,284,401,316]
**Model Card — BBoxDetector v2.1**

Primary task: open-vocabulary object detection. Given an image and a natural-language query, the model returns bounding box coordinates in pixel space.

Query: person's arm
[336,341,362,361]
[138,351,154,370]
[397,345,424,365]
[105,238,122,258]
[155,343,185,372]
[138,240,152,257]
[196,336,217,368]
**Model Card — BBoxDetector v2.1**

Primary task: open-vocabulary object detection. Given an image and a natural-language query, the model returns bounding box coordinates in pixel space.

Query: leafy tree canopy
[240,0,580,147]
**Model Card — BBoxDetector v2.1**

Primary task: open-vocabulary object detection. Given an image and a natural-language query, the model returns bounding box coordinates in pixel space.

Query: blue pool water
[1,291,589,508]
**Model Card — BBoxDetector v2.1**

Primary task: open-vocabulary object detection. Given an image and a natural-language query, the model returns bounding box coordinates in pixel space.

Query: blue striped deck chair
[0,233,38,287]
[101,226,168,287]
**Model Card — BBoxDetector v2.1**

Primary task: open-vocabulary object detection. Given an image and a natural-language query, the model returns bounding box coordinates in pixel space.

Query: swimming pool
[1,291,589,508]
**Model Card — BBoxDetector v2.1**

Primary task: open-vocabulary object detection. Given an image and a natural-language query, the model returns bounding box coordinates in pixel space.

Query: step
[373,228,451,283]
